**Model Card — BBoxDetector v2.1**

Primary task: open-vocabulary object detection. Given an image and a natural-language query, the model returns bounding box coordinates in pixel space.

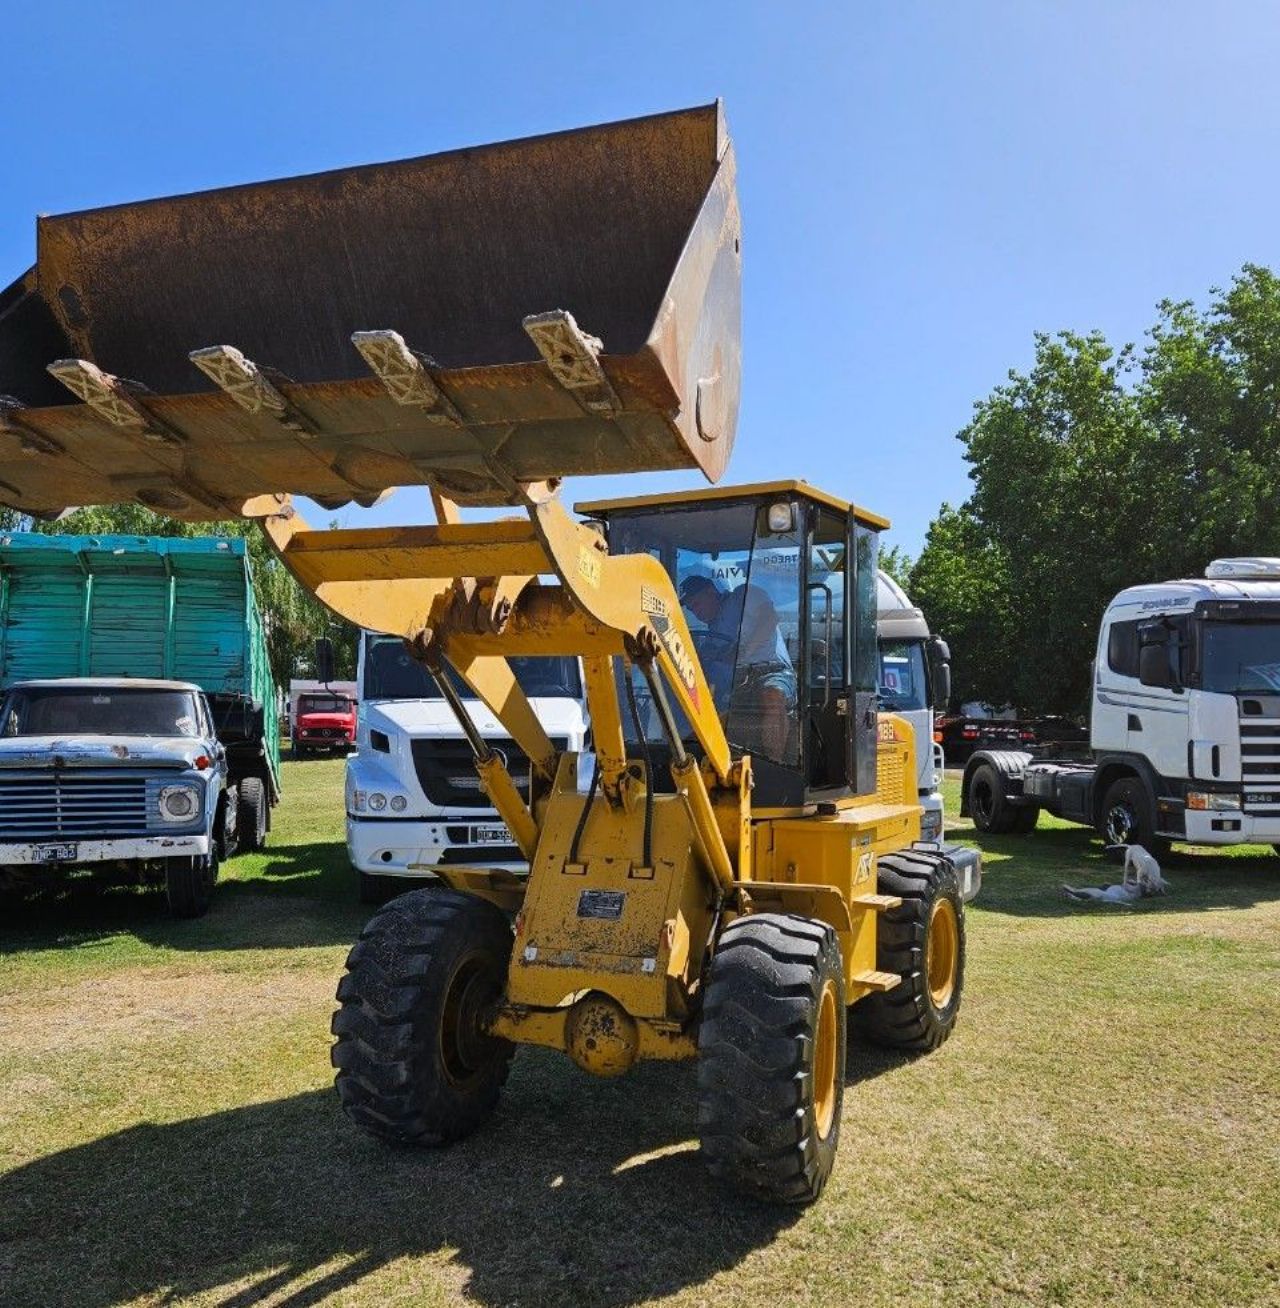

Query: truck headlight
[1187,792,1241,811]
[390,795,407,812]
[158,784,200,822]
[368,792,387,812]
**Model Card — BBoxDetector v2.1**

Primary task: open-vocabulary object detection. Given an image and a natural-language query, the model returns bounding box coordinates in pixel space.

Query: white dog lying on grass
[1063,844,1170,904]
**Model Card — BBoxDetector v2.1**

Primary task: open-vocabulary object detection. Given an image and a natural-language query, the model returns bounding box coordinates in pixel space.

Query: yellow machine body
[1,102,936,1084]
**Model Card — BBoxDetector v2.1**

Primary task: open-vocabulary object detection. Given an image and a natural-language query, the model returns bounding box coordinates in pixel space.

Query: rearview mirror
[315,637,335,685]
[926,635,952,710]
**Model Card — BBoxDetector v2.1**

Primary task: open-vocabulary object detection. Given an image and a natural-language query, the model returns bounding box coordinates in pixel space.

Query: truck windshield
[300,695,351,714]
[1200,622,1280,693]
[0,687,203,738]
[878,640,929,711]
[362,638,582,701]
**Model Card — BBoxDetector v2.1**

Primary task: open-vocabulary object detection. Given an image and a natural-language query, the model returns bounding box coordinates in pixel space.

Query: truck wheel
[852,850,964,1052]
[1012,804,1040,833]
[237,777,269,852]
[1100,777,1170,860]
[967,761,1023,834]
[332,889,514,1146]
[697,914,845,1205]
[165,849,219,918]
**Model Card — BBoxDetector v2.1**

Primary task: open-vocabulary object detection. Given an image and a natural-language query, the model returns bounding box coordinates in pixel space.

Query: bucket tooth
[523,311,621,417]
[351,330,461,425]
[46,359,181,446]
[188,345,315,435]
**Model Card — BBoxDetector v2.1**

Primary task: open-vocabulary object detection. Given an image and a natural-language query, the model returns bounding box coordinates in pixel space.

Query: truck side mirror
[315,636,335,686]
[926,635,952,710]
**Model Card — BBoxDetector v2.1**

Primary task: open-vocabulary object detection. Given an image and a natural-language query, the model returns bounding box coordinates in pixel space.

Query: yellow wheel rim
[813,978,838,1141]
[926,898,959,1009]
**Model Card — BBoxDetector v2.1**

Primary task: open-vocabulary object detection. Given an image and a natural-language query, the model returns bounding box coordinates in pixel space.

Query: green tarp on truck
[0,533,280,795]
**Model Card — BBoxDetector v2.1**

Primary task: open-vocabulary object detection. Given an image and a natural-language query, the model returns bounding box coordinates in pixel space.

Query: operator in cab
[678,573,796,761]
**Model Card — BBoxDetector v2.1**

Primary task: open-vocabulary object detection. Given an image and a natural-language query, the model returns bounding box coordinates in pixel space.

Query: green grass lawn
[1,762,1277,1307]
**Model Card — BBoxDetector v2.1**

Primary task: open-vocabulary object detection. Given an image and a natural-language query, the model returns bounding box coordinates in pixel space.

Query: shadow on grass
[0,1057,805,1308]
[0,836,368,956]
[951,821,1280,918]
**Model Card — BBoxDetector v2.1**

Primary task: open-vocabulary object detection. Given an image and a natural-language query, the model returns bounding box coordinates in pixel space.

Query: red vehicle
[292,690,356,757]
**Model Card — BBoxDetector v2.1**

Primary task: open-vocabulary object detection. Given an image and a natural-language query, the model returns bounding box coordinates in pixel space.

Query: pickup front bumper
[0,834,210,866]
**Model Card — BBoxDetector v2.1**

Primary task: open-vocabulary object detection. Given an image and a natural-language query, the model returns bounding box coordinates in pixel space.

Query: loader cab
[579,482,885,808]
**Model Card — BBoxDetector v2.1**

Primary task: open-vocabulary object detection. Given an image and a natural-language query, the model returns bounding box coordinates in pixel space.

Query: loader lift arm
[245,482,742,890]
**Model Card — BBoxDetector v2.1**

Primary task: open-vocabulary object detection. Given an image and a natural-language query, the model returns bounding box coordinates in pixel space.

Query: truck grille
[0,773,151,840]
[1239,719,1280,813]
[409,737,567,810]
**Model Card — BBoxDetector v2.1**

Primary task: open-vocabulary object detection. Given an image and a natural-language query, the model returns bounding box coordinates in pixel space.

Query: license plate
[474,825,510,844]
[35,842,77,862]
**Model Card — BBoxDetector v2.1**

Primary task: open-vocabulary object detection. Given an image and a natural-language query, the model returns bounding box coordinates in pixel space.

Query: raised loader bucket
[0,103,740,518]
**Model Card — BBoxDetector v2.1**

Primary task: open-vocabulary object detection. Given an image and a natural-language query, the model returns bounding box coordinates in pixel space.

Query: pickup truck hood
[0,734,208,770]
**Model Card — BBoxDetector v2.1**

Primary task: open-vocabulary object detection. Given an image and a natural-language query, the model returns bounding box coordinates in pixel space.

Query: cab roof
[576,480,891,530]
[6,677,202,692]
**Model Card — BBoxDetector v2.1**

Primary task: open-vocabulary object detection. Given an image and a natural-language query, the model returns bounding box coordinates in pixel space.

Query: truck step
[850,969,902,993]
[851,893,902,911]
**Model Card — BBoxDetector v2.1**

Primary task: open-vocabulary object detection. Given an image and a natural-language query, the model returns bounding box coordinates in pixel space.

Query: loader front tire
[697,913,845,1205]
[332,888,514,1147]
[853,850,964,1052]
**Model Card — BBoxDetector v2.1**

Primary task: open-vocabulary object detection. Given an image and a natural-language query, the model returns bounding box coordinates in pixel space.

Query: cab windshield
[878,640,929,711]
[1200,622,1280,693]
[362,638,582,701]
[0,687,203,738]
[605,500,802,765]
[300,695,351,715]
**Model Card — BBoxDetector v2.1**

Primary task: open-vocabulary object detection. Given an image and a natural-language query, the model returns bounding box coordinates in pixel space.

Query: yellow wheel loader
[0,102,979,1203]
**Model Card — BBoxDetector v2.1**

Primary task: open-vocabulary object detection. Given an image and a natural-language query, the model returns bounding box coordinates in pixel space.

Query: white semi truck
[877,571,950,843]
[345,633,588,901]
[962,558,1280,853]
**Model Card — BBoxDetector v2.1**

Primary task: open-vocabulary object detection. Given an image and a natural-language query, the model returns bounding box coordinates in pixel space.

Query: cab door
[848,519,880,796]
[805,508,849,790]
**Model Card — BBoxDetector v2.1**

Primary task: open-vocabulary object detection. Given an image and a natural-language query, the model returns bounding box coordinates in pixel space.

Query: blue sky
[3,2,1277,557]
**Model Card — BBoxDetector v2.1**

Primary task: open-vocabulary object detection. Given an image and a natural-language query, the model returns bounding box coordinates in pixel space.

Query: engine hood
[297,712,355,728]
[0,735,211,770]
[362,696,587,739]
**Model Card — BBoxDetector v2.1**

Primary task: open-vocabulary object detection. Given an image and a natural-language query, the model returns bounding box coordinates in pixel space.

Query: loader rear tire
[332,888,514,1146]
[697,913,845,1205]
[852,850,964,1052]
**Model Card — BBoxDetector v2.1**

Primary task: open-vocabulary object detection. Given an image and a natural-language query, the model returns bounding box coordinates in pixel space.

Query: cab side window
[1107,620,1141,678]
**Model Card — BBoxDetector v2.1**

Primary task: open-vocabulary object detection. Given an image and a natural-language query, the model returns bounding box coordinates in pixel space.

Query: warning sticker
[577,889,626,920]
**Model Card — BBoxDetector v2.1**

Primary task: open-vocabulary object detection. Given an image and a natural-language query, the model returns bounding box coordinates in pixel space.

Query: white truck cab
[963,558,1280,851]
[346,633,588,899]
[876,572,950,843]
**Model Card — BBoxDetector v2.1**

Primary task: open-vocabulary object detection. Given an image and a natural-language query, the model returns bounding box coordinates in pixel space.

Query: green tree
[877,543,913,592]
[914,265,1280,716]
